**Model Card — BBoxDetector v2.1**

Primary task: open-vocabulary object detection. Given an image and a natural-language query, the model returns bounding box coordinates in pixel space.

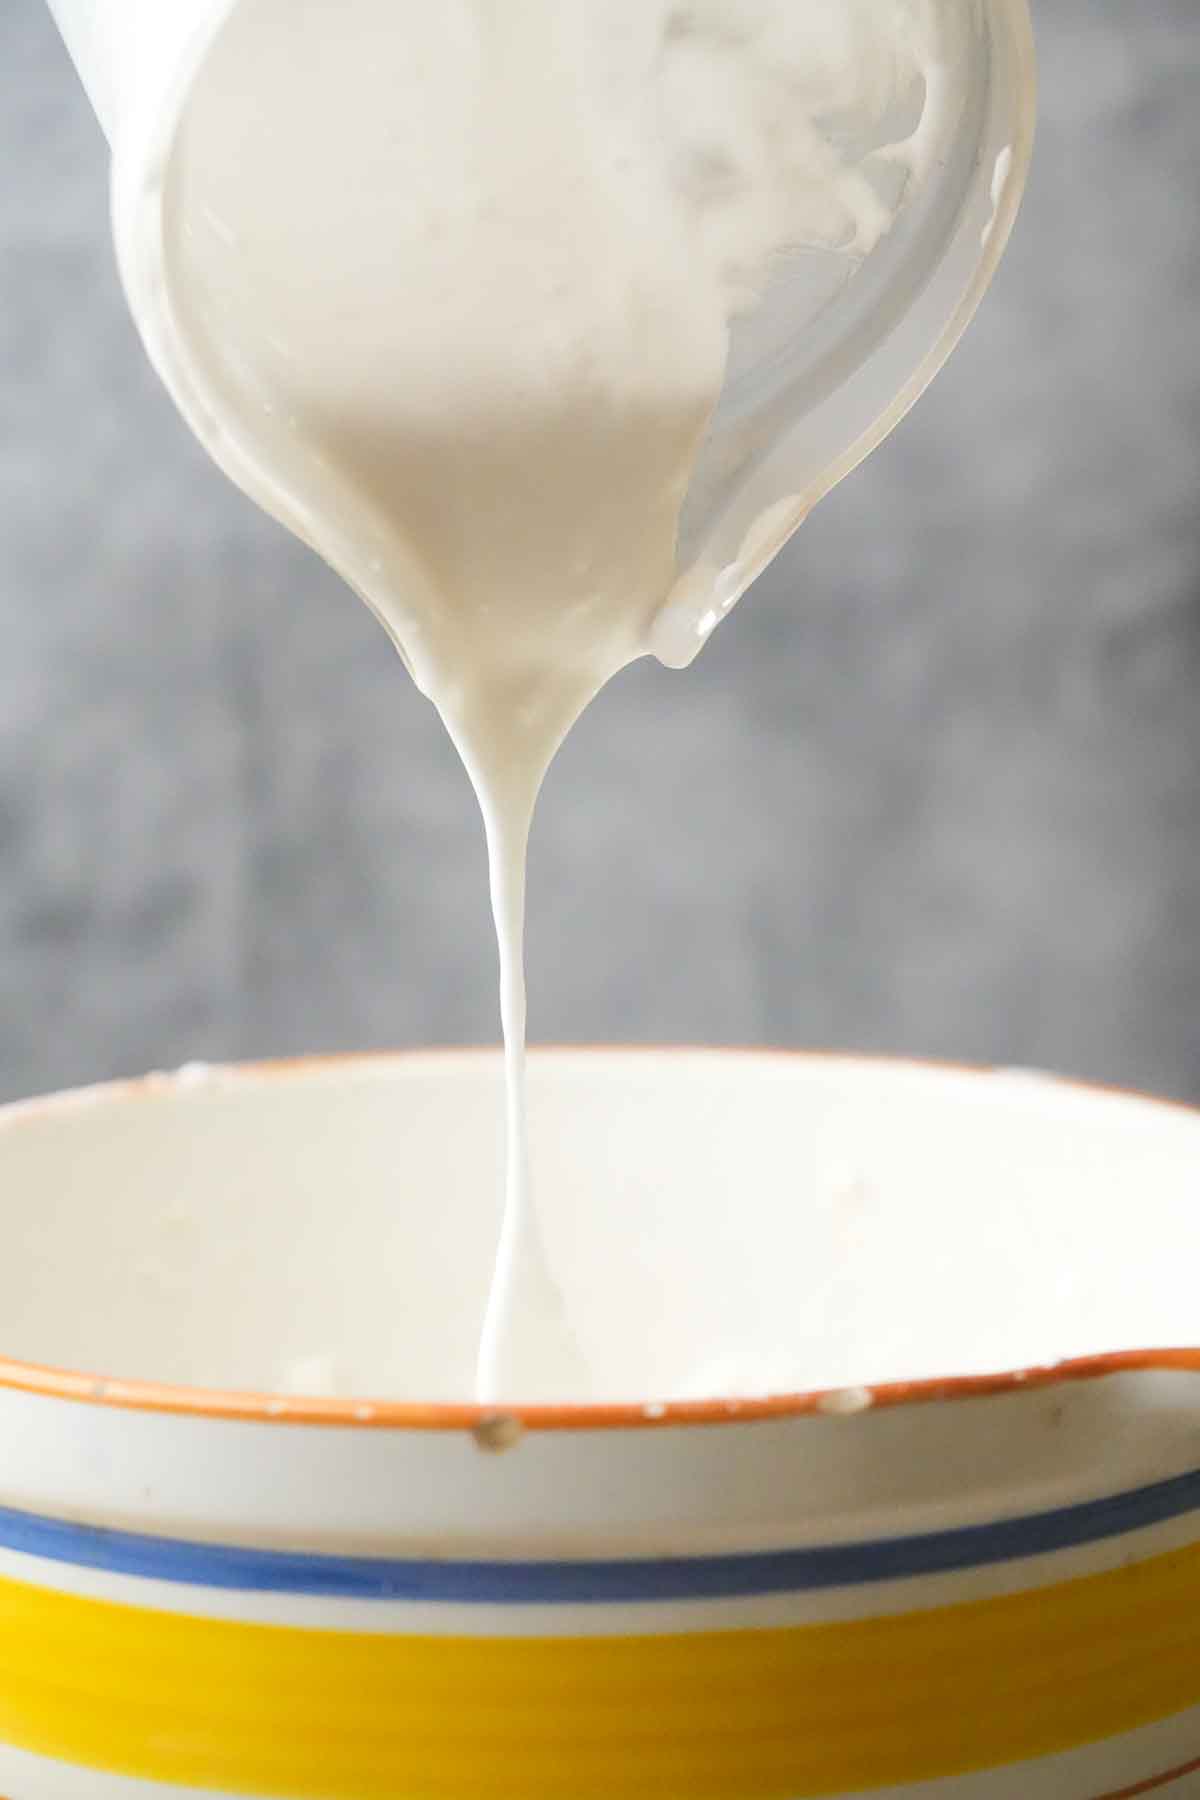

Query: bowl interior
[1,1050,1198,1406]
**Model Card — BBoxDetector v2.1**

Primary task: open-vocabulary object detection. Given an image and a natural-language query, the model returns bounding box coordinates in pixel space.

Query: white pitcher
[44,0,1036,648]
[46,0,225,147]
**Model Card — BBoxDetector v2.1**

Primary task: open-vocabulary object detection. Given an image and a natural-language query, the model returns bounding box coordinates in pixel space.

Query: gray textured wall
[2,3,1199,1104]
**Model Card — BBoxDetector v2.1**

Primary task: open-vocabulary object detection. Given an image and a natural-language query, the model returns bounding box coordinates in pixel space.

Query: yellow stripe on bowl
[1,1538,1199,1797]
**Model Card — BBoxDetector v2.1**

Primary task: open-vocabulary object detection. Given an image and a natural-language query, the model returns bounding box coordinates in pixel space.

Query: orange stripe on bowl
[1097,1756,1200,1798]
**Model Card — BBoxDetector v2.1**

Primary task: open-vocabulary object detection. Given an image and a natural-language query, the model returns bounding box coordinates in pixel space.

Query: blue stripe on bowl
[1,1466,1199,1602]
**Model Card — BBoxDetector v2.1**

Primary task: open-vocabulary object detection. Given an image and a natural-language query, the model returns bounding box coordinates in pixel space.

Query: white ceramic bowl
[1,1049,1199,1798]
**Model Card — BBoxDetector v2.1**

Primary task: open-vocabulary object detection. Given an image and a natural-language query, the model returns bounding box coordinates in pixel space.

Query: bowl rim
[1,1045,1198,1434]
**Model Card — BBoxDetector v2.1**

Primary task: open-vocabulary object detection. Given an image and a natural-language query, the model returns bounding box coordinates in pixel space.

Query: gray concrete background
[2,4,1199,1104]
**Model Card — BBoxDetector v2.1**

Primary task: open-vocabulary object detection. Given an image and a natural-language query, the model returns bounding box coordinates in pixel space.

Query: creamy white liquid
[147,0,965,1401]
